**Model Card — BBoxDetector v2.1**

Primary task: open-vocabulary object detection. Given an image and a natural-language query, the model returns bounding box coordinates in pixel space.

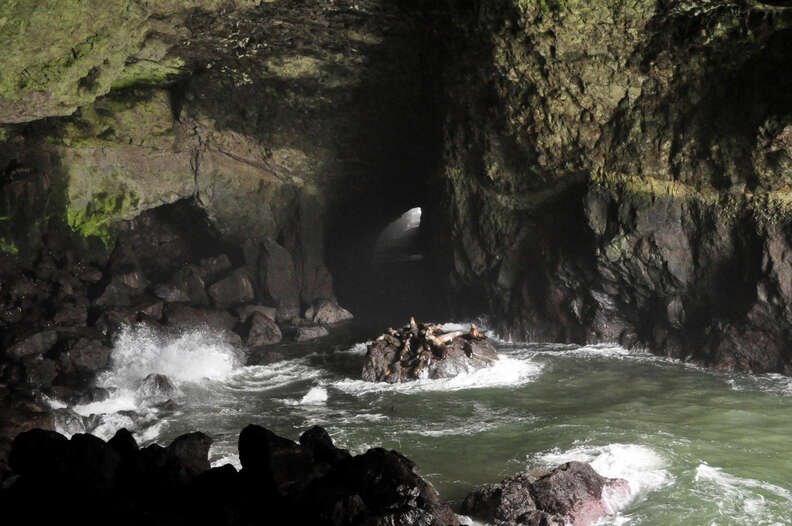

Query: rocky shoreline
[0,424,631,526]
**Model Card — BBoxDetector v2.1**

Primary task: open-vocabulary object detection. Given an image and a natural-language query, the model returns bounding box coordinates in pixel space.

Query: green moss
[67,188,139,247]
[0,237,18,255]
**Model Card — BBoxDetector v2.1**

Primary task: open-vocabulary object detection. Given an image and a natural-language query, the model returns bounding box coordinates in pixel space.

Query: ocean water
[64,323,792,525]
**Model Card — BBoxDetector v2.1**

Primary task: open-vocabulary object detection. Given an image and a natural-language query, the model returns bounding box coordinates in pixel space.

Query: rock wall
[438,0,792,373]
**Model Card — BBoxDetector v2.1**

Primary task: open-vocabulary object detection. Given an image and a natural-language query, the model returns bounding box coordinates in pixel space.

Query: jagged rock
[135,373,178,406]
[295,325,329,342]
[310,299,354,325]
[362,320,497,383]
[464,462,630,526]
[7,331,58,360]
[154,266,210,305]
[245,312,282,346]
[53,301,89,326]
[236,304,277,323]
[208,268,255,305]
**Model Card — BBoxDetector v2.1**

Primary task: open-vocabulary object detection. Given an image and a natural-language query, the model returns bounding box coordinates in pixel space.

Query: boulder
[7,331,59,360]
[362,320,497,383]
[463,462,631,526]
[23,357,59,388]
[310,299,354,325]
[245,312,282,346]
[53,301,89,326]
[135,374,178,406]
[153,266,210,305]
[295,325,329,342]
[208,268,255,305]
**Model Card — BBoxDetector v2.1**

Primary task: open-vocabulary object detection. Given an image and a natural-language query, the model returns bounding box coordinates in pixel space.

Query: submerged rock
[462,461,630,526]
[362,319,497,383]
[295,325,329,342]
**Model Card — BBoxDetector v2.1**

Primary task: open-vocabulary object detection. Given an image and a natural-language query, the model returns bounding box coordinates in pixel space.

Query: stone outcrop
[462,462,630,526]
[0,424,459,526]
[362,319,498,383]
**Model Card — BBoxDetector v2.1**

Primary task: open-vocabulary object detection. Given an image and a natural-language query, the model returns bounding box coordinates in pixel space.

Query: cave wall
[437,0,792,373]
[3,0,792,377]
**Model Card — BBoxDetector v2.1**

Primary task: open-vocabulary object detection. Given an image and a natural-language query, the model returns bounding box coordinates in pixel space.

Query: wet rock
[208,268,255,305]
[135,374,177,406]
[461,472,540,524]
[295,325,329,342]
[362,320,497,383]
[107,428,138,459]
[245,312,282,346]
[299,425,350,466]
[51,408,88,436]
[7,331,58,360]
[238,424,315,494]
[0,399,54,479]
[166,432,212,479]
[464,462,630,526]
[310,299,354,325]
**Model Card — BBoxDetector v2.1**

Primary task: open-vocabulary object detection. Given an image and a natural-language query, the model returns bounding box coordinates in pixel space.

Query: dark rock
[8,428,69,479]
[53,301,88,326]
[7,331,58,360]
[299,425,350,466]
[95,271,149,307]
[532,462,629,526]
[258,239,301,321]
[245,312,282,346]
[236,303,277,323]
[22,357,58,388]
[166,432,212,478]
[0,400,54,478]
[68,433,121,491]
[78,267,103,283]
[164,303,237,334]
[295,325,329,342]
[107,428,138,459]
[238,424,315,494]
[153,266,209,305]
[198,254,232,281]
[208,268,255,305]
[51,408,87,436]
[69,338,112,372]
[461,472,539,524]
[362,321,497,383]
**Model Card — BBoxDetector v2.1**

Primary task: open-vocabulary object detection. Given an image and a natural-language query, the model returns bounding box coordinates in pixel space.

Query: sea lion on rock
[361,319,498,383]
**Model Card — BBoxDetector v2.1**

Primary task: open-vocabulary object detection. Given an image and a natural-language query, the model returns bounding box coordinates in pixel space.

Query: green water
[103,329,792,525]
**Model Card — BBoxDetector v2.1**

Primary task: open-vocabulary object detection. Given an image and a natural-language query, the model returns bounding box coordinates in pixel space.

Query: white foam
[694,463,792,525]
[331,356,543,395]
[224,359,326,392]
[284,385,329,406]
[535,443,673,512]
[335,342,370,355]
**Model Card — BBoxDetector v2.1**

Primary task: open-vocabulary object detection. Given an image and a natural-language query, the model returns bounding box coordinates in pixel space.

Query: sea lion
[469,323,485,340]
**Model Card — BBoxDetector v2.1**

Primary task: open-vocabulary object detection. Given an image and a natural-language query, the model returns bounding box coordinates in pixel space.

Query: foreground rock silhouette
[0,424,459,526]
[362,319,498,383]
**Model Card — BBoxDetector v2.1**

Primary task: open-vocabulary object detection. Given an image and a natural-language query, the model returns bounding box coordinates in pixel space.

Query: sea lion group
[362,318,497,383]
